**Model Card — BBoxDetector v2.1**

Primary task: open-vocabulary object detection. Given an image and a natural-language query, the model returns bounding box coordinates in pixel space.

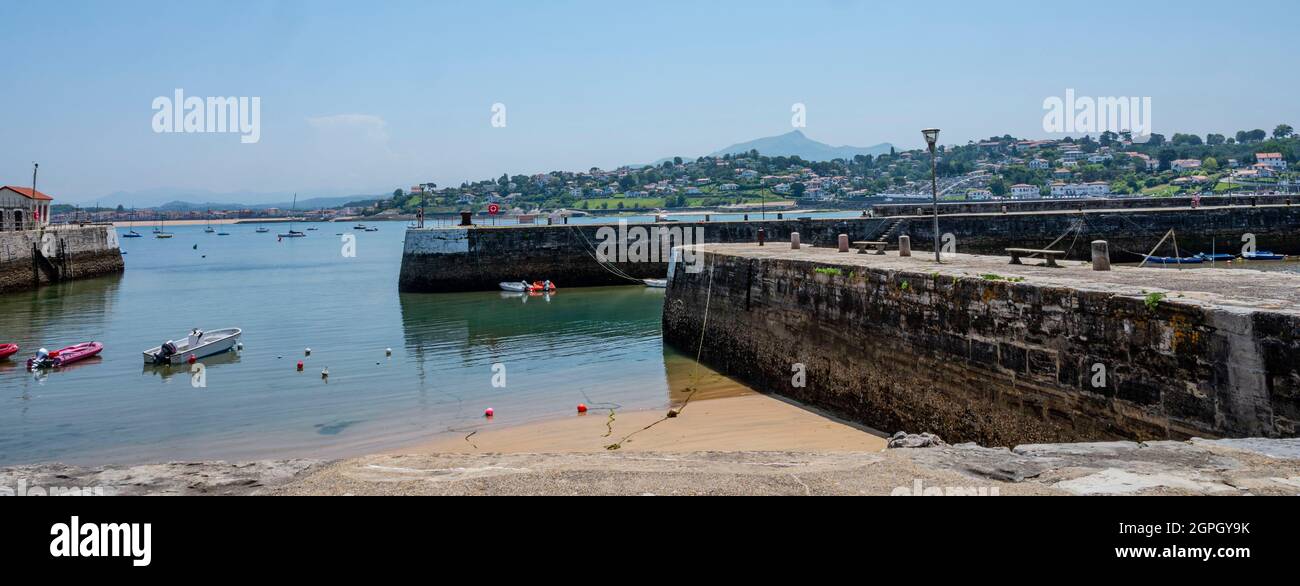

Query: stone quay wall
[661,248,1300,446]
[0,225,124,293]
[399,205,1300,292]
[871,194,1298,217]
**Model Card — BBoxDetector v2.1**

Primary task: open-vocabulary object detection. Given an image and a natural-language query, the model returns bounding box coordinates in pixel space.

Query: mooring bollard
[546,217,553,225]
[1001,205,1008,214]
[1092,240,1111,271]
[758,228,767,246]
[899,235,911,257]
[789,231,798,249]
[744,214,749,221]
[459,211,473,226]
[705,214,711,222]
[777,213,784,220]
[838,234,849,252]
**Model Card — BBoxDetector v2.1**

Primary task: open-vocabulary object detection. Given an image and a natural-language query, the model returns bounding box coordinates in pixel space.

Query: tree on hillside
[1275,124,1295,139]
[989,177,1008,197]
[1237,129,1267,143]
[791,183,806,198]
[1206,133,1226,146]
[1158,149,1177,172]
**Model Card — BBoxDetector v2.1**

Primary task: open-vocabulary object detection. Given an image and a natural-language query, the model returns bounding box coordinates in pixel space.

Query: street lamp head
[922,128,940,150]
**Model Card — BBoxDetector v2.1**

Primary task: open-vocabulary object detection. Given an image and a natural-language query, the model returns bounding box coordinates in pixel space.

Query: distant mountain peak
[709,130,891,161]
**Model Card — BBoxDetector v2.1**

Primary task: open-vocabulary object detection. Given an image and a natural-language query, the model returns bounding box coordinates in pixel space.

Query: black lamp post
[922,128,941,262]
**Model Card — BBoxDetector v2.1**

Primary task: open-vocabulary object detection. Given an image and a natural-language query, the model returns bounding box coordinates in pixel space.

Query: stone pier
[662,244,1300,446]
[0,225,125,293]
[399,203,1300,292]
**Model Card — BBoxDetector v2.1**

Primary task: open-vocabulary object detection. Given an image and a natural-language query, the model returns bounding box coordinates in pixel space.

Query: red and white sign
[487,203,500,215]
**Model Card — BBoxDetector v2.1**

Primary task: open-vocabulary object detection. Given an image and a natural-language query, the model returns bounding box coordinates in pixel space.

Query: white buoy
[321,367,329,378]
[385,348,392,356]
[305,348,312,356]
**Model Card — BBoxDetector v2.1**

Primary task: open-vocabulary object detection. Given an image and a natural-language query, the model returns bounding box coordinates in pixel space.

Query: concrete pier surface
[662,244,1300,446]
[5,437,1298,495]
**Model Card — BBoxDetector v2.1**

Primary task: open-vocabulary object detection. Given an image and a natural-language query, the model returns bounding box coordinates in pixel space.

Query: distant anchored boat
[1195,253,1236,262]
[143,328,242,365]
[255,226,270,233]
[0,343,18,360]
[642,278,668,288]
[1242,251,1286,261]
[500,280,557,293]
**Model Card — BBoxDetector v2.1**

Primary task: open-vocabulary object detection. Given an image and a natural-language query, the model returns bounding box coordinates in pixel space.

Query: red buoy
[484,408,494,418]
[297,360,304,371]
[187,354,196,364]
[577,403,588,414]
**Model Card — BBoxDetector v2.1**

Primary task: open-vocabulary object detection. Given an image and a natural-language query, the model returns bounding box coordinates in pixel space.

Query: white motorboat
[500,281,530,292]
[642,278,668,288]
[143,328,242,365]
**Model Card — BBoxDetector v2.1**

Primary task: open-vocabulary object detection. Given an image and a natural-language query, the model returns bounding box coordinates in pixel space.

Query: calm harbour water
[0,222,718,466]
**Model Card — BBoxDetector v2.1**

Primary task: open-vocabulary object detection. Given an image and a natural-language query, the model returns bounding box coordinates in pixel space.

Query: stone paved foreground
[4,438,1298,496]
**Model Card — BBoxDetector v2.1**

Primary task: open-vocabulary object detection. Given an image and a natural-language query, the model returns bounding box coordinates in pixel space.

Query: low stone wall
[871,194,1297,216]
[662,246,1300,446]
[399,205,1300,292]
[0,225,124,293]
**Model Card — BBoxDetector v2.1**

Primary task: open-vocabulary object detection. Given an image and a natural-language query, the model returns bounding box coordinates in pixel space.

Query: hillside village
[384,126,1296,216]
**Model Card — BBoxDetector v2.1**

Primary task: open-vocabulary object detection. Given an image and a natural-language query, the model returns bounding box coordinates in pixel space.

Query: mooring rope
[605,254,716,450]
[567,225,648,284]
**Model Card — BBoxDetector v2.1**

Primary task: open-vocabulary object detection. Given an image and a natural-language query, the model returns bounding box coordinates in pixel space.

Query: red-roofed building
[1256,153,1288,171]
[0,186,54,230]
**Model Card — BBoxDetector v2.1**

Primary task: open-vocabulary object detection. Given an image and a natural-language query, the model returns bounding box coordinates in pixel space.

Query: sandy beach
[408,393,888,454]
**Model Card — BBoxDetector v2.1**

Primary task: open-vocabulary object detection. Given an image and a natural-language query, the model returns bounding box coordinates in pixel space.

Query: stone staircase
[31,239,66,284]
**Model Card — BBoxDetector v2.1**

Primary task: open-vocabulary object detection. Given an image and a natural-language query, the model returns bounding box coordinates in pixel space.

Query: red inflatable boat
[27,342,104,370]
[0,344,18,360]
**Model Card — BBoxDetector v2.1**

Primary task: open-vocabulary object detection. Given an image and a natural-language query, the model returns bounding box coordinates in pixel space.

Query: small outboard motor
[156,341,177,364]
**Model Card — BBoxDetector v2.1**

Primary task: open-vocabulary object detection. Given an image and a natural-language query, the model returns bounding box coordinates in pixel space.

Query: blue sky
[2,0,1296,203]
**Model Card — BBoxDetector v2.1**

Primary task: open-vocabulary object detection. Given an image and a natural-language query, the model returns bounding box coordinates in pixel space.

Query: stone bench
[852,241,888,255]
[1006,248,1065,267]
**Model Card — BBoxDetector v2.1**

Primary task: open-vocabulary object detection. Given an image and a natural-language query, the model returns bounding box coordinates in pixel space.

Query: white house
[1050,181,1111,198]
[1171,159,1202,172]
[1028,158,1050,170]
[1256,153,1288,171]
[1010,184,1038,199]
[0,186,53,231]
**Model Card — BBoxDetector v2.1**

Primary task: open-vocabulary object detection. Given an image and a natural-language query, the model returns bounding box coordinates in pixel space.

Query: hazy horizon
[3,0,1297,204]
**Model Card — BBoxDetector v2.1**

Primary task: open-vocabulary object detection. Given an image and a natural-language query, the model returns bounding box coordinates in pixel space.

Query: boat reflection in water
[141,349,243,382]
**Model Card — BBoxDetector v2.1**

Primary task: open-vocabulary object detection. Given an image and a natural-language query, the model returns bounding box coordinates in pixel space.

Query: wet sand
[409,393,888,454]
